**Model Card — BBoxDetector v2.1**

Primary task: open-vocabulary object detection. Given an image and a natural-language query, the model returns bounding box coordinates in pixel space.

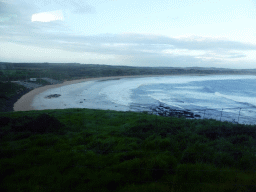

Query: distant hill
[1,62,256,83]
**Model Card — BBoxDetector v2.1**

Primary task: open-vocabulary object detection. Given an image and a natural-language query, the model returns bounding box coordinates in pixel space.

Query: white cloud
[31,10,64,22]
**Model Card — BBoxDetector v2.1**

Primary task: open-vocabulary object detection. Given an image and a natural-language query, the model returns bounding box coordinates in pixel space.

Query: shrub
[181,142,214,164]
[118,151,144,163]
[213,152,235,168]
[87,137,117,154]
[119,182,170,192]
[0,93,8,100]
[229,134,251,146]
[0,116,10,127]
[127,122,154,138]
[233,124,256,138]
[112,153,177,183]
[92,171,124,191]
[236,152,256,170]
[173,163,222,191]
[11,114,64,134]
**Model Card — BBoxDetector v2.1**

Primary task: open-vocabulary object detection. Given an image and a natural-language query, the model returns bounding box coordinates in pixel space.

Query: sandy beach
[14,75,167,111]
[13,76,121,111]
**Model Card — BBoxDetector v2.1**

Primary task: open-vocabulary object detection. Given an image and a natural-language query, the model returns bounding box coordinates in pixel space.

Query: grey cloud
[1,28,253,62]
[1,1,254,68]
[225,51,246,59]
[0,2,13,15]
[33,0,96,14]
[0,1,254,67]
[0,1,37,26]
[1,1,255,52]
[199,50,247,60]
[0,1,21,23]
[111,34,256,51]
[70,1,96,14]
[64,0,96,14]
[65,34,256,59]
[48,33,256,51]
[121,52,217,68]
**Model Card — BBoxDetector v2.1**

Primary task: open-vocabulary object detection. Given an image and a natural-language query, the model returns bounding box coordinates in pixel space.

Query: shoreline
[14,75,153,112]
[13,73,254,112]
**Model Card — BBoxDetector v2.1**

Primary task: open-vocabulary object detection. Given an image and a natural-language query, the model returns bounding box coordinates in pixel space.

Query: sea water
[32,75,256,125]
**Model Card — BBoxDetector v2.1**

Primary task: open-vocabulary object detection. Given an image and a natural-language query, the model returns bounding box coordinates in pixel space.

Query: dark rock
[150,103,201,119]
[45,94,61,99]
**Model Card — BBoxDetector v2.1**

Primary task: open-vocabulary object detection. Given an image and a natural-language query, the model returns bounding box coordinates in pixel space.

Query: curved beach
[14,75,162,111]
[14,76,119,111]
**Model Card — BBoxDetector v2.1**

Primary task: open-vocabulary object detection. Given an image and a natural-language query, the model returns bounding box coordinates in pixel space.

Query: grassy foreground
[1,108,256,191]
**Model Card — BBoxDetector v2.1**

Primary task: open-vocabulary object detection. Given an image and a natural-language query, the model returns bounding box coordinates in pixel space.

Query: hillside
[1,108,256,191]
[1,62,255,82]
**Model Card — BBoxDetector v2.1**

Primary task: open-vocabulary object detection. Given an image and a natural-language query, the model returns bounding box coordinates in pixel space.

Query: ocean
[32,75,256,125]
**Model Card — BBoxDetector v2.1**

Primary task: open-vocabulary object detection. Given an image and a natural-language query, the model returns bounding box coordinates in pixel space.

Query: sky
[1,0,256,69]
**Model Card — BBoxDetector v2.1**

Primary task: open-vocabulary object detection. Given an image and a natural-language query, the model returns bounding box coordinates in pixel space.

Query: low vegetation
[1,108,256,191]
[0,81,29,112]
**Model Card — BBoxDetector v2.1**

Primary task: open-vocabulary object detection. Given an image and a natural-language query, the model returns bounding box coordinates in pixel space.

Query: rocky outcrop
[151,103,201,119]
[45,94,61,99]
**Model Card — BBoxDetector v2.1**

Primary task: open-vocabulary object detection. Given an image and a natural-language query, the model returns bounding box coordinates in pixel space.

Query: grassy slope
[1,108,256,191]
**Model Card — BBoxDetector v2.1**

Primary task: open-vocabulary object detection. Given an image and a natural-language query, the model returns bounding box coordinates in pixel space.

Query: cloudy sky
[1,0,256,68]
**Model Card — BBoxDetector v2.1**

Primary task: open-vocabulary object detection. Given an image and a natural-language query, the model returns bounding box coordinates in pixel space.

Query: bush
[173,163,223,191]
[197,123,256,140]
[229,134,251,145]
[112,153,177,183]
[118,151,144,163]
[0,116,10,127]
[119,182,170,192]
[233,124,256,138]
[213,152,235,168]
[181,142,214,164]
[0,93,8,100]
[11,114,64,134]
[126,122,154,138]
[236,152,256,170]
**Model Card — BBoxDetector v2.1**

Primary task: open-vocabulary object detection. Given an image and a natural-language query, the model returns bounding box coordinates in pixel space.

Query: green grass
[1,108,256,191]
